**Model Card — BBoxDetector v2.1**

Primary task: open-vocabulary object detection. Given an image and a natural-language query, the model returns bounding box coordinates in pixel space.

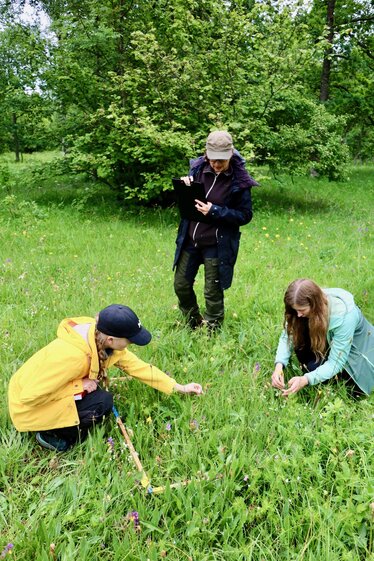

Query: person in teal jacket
[272,278,374,396]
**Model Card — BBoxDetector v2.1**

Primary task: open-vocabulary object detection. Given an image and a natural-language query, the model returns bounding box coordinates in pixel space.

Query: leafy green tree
[3,0,360,199]
[43,2,346,196]
[303,0,374,159]
[0,14,51,160]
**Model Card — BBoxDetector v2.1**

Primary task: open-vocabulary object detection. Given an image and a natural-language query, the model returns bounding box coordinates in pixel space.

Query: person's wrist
[173,383,184,394]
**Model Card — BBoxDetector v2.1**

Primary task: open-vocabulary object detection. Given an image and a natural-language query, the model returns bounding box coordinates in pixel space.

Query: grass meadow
[0,153,373,561]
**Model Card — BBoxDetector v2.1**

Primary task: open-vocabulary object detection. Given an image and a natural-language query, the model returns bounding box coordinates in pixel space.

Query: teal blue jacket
[275,288,374,395]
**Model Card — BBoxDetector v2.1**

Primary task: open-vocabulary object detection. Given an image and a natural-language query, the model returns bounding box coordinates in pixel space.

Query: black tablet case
[172,178,211,223]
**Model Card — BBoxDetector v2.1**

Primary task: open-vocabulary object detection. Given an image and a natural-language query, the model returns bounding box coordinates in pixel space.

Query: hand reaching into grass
[281,375,309,396]
[174,382,203,395]
[271,363,285,389]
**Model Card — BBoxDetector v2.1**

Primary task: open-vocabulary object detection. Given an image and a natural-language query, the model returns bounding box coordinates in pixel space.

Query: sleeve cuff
[305,373,316,385]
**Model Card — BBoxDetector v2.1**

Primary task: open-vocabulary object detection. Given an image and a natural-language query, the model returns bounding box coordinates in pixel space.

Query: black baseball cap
[97,305,152,346]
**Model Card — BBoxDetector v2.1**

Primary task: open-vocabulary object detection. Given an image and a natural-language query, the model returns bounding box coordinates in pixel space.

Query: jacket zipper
[192,173,219,245]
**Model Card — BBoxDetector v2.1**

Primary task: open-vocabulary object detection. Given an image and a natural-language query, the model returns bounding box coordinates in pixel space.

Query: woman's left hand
[195,199,212,216]
[281,375,309,396]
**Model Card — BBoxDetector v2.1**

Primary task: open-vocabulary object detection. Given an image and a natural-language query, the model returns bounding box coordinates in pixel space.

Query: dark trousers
[295,347,363,396]
[174,244,224,324]
[46,388,113,444]
[295,347,324,373]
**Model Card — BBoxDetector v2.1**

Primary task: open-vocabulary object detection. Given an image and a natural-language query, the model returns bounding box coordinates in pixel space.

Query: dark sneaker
[36,431,70,452]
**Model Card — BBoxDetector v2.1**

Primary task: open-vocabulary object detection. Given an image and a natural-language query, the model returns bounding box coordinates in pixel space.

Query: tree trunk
[12,112,20,162]
[319,0,336,102]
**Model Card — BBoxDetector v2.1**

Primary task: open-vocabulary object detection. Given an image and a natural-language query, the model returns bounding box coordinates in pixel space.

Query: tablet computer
[172,178,211,222]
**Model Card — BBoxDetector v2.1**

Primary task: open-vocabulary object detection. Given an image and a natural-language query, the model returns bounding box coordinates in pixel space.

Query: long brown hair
[284,279,329,359]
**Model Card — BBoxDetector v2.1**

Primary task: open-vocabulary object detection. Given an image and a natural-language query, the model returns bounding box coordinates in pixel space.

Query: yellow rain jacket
[8,316,176,432]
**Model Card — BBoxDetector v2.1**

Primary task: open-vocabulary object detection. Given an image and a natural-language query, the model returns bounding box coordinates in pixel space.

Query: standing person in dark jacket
[173,130,256,330]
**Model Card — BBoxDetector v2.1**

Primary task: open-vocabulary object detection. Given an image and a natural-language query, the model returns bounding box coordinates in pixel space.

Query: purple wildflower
[0,544,14,558]
[107,437,115,451]
[243,475,249,482]
[128,510,141,532]
[189,419,199,430]
[255,362,261,372]
[165,422,172,431]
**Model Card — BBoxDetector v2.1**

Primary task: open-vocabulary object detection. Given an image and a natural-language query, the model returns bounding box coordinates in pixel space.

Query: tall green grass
[0,154,373,560]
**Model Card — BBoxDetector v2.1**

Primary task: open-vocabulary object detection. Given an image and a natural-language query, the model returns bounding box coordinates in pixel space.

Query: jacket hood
[323,288,355,316]
[189,154,258,189]
[57,317,100,378]
[57,317,95,349]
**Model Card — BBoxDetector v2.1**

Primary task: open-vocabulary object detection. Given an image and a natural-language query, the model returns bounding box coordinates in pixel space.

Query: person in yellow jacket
[8,304,203,452]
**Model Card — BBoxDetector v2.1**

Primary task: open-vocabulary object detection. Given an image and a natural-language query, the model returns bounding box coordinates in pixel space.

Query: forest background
[0,0,373,201]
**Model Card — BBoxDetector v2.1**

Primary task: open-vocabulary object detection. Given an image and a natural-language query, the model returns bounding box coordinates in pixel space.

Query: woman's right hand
[271,364,285,389]
[82,378,98,393]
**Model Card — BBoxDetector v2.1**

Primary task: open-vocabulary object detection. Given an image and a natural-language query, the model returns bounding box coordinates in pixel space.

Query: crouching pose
[272,279,374,396]
[8,304,202,452]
